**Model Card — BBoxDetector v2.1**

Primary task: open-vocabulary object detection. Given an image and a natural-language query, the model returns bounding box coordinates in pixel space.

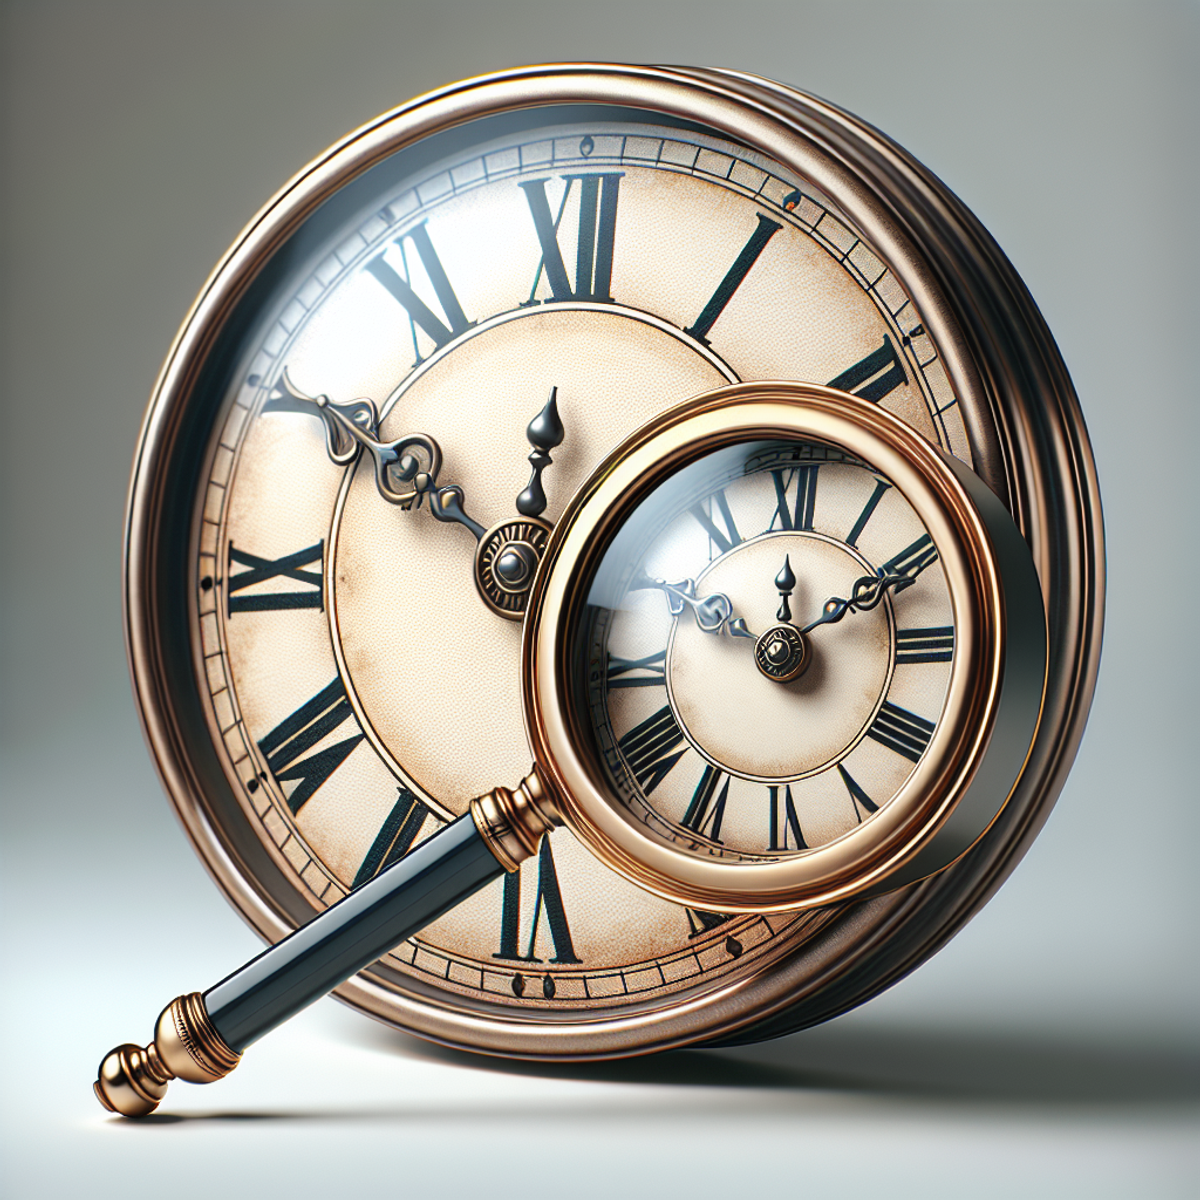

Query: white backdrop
[1,2,1197,1196]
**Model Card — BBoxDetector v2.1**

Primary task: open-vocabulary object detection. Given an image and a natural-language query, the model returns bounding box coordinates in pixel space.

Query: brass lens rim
[525,382,1006,912]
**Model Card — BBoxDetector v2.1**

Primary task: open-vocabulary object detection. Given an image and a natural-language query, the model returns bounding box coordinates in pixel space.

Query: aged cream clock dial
[125,65,1103,1057]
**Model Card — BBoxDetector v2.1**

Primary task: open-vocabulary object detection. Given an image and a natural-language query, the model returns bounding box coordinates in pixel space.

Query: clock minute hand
[798,570,914,635]
[266,371,485,539]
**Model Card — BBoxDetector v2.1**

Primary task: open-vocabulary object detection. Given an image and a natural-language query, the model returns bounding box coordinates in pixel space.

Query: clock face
[582,439,955,861]
[187,104,991,1038]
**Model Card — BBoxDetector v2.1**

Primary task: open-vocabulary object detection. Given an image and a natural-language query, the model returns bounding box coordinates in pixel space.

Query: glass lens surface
[580,438,956,861]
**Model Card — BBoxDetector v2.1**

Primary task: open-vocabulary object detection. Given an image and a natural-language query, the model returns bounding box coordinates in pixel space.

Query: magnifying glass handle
[95,773,558,1117]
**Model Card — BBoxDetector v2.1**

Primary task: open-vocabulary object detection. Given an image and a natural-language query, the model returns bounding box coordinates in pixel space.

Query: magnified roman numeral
[684,212,782,345]
[520,173,623,304]
[226,541,323,615]
[845,479,892,548]
[769,465,818,532]
[866,701,935,763]
[837,764,879,823]
[494,838,580,965]
[681,764,730,842]
[366,221,472,363]
[617,705,688,795]
[827,334,908,403]
[895,626,955,664]
[257,678,363,814]
[768,783,808,851]
[351,786,433,888]
[689,488,742,558]
[880,533,939,581]
[606,648,667,689]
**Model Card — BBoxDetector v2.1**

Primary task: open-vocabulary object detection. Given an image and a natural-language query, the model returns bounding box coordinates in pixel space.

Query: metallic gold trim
[95,993,241,1117]
[524,382,1045,911]
[470,769,562,872]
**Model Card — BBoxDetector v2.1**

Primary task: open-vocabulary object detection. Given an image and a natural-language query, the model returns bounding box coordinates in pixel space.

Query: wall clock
[121,63,1103,1065]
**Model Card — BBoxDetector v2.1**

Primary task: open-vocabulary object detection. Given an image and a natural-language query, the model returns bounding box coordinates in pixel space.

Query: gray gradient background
[1,1,1197,1196]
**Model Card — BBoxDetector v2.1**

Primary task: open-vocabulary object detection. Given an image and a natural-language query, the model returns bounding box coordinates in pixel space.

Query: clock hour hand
[265,371,485,539]
[635,576,756,638]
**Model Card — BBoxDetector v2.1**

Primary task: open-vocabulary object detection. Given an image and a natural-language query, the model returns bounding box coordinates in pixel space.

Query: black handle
[205,813,504,1051]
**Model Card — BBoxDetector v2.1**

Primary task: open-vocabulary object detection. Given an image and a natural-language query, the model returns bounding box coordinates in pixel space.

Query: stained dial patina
[194,116,974,1024]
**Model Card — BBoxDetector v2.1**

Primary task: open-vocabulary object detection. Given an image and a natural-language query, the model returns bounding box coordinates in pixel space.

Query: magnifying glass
[96,381,1045,1116]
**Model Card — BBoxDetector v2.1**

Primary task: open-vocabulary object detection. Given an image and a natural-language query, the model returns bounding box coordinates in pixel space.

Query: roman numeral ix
[227,541,323,615]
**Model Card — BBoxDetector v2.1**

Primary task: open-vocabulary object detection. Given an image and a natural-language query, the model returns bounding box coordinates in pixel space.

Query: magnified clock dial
[125,64,1102,1057]
[588,441,955,860]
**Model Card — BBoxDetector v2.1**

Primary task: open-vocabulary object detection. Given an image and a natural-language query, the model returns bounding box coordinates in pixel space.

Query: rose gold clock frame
[124,63,1103,1057]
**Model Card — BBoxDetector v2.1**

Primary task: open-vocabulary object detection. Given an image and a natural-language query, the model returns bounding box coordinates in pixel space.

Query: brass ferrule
[470,767,562,872]
[94,992,241,1117]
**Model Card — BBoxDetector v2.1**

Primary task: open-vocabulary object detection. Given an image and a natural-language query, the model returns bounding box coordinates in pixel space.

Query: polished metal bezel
[125,63,1103,1056]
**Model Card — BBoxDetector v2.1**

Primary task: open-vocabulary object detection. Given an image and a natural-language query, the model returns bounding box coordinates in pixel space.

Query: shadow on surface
[350,1017,1200,1109]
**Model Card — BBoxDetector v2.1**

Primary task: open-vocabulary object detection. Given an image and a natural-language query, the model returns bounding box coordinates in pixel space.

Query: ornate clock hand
[636,576,756,637]
[266,371,485,538]
[798,570,914,635]
[751,555,809,683]
[774,554,796,623]
[515,387,564,519]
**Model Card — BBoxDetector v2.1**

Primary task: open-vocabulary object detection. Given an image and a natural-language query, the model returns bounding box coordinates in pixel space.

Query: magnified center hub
[494,541,538,589]
[666,534,893,780]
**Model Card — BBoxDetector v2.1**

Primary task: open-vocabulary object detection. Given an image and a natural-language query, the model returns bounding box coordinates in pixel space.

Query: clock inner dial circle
[330,303,734,810]
[666,533,893,781]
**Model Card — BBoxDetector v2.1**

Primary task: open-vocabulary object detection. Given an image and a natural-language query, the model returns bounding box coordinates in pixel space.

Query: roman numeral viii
[227,541,323,615]
[257,678,363,814]
[352,787,433,888]
[520,173,623,304]
[617,705,688,795]
[367,221,472,363]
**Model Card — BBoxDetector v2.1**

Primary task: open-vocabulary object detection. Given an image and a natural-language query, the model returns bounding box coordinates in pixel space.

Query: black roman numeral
[684,212,782,345]
[257,678,363,814]
[867,701,935,763]
[366,221,472,362]
[827,335,908,403]
[845,479,892,548]
[837,764,879,823]
[689,488,742,558]
[880,533,939,580]
[617,705,688,795]
[769,465,818,532]
[227,541,323,615]
[606,649,667,689]
[494,838,580,964]
[895,626,955,664]
[681,764,730,842]
[768,783,808,851]
[520,173,623,304]
[352,786,433,888]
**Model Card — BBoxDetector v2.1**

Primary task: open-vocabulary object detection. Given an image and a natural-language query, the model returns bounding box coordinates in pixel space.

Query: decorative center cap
[475,517,553,618]
[494,542,538,590]
[754,623,808,683]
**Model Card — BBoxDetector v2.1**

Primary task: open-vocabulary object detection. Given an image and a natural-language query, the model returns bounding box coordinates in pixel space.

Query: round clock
[126,64,1103,1058]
